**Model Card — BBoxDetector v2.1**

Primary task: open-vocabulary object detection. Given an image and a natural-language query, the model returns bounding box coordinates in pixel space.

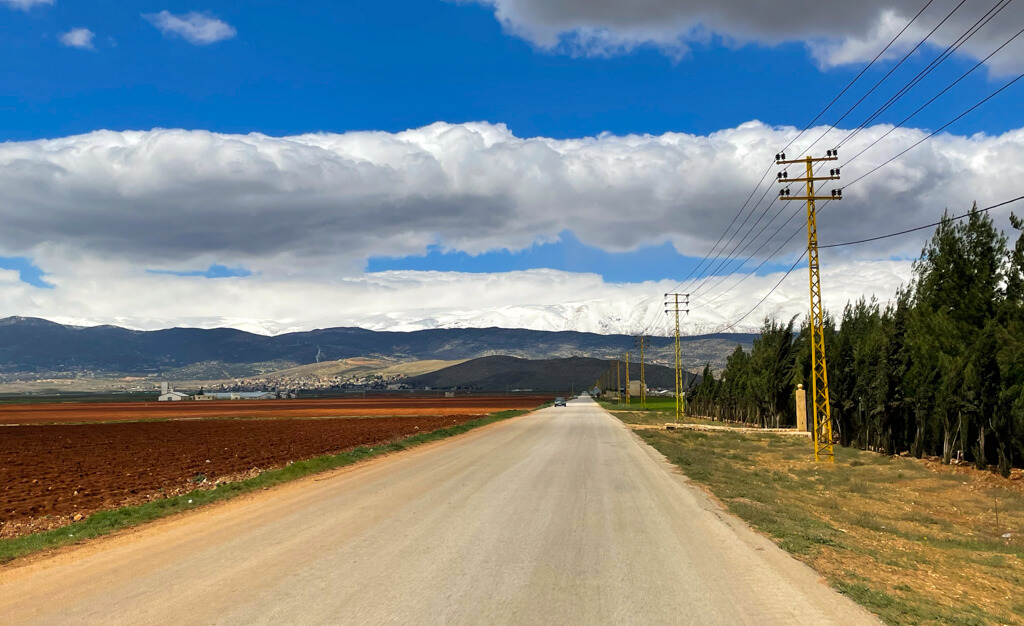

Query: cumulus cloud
[143,10,236,45]
[0,0,52,10]
[0,121,1020,271]
[462,0,1024,72]
[59,27,95,50]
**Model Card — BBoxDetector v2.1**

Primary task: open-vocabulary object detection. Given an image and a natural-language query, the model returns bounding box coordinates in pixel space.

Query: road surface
[0,397,878,625]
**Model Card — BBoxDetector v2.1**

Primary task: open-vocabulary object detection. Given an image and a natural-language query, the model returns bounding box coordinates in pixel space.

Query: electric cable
[665,0,937,296]
[820,195,1024,248]
[837,0,1015,150]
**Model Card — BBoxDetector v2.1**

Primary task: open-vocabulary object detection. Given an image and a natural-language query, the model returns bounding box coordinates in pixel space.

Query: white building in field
[158,382,190,401]
[193,391,279,401]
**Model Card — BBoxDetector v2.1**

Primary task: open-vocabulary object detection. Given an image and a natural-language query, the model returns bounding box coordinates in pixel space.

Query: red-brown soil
[0,396,551,425]
[0,413,512,538]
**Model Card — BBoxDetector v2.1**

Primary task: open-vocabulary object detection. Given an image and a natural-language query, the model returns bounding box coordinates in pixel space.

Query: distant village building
[159,382,287,401]
[158,382,190,402]
[192,391,278,401]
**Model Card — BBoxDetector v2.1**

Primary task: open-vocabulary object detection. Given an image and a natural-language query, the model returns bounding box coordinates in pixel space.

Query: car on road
[554,397,566,407]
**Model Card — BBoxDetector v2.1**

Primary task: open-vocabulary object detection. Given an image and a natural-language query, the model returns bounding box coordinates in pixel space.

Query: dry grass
[625,420,1024,625]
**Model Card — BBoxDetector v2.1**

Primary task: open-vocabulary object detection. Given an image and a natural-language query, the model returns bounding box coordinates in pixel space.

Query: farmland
[0,395,550,539]
[0,395,550,425]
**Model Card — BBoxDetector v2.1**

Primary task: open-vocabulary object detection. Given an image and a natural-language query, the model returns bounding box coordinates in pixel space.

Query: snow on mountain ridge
[48,300,759,336]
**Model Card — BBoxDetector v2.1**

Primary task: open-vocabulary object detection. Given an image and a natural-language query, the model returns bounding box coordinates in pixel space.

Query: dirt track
[0,396,550,425]
[0,414,487,538]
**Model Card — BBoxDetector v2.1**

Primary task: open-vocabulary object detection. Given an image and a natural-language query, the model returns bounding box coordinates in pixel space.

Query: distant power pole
[635,335,647,410]
[624,351,630,406]
[616,359,621,404]
[776,149,842,463]
[664,293,689,421]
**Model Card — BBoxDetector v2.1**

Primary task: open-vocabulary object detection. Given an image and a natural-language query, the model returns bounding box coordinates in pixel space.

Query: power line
[837,0,1015,150]
[710,195,1024,333]
[678,0,959,300]
[663,1,1020,336]
[843,70,1024,190]
[701,41,1024,315]
[820,195,1024,248]
[797,0,967,157]
[713,251,807,333]
[666,0,937,296]
[835,23,1024,175]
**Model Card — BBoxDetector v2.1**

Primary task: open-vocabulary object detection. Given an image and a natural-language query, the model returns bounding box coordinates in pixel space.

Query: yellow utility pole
[775,149,842,463]
[635,335,647,410]
[624,351,630,405]
[664,293,689,421]
[616,359,622,404]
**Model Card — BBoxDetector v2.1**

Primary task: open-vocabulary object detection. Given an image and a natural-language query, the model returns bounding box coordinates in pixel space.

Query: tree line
[687,207,1024,475]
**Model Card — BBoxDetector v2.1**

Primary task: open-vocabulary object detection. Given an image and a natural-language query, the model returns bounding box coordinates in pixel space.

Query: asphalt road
[0,397,878,625]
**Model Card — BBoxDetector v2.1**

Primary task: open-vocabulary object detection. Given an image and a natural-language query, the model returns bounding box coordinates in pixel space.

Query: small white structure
[158,382,190,402]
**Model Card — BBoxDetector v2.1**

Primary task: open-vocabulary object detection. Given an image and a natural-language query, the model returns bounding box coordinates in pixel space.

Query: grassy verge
[618,414,1024,625]
[0,409,530,565]
[598,398,749,428]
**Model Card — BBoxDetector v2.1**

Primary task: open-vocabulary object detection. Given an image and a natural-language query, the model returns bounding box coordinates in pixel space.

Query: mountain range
[0,317,756,378]
[406,356,696,392]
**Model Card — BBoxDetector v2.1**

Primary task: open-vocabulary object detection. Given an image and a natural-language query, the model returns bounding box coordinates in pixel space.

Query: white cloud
[143,10,236,45]
[0,121,1019,333]
[0,262,913,336]
[0,0,52,10]
[462,0,1024,72]
[0,122,1020,269]
[59,27,95,50]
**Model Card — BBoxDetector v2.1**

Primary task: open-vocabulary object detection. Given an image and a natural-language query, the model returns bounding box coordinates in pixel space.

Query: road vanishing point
[0,397,878,625]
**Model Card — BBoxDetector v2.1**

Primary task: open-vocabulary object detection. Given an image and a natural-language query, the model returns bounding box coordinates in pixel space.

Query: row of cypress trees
[687,207,1024,475]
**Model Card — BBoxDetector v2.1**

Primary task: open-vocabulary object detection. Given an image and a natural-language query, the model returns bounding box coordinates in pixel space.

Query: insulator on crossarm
[783,171,788,179]
[780,152,786,160]
[775,153,781,161]
[837,189,843,197]
[777,172,783,180]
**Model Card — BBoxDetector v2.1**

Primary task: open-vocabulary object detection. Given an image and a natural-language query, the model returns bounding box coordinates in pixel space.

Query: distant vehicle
[554,397,566,407]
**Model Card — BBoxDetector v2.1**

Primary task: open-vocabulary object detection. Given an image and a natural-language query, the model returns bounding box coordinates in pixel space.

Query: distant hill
[0,317,755,377]
[406,356,698,392]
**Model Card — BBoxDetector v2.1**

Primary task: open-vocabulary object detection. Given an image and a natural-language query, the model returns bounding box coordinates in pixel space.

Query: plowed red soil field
[0,413,507,538]
[0,396,551,425]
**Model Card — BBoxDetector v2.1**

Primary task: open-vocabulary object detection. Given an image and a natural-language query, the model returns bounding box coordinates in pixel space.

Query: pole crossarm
[775,153,838,463]
[779,176,840,183]
[775,156,838,165]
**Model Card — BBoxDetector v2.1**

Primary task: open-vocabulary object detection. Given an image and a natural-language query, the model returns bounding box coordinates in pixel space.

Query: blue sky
[0,0,1021,333]
[2,0,1014,142]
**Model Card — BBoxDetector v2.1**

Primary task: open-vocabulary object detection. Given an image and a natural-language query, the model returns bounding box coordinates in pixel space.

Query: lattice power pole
[624,351,631,405]
[635,335,647,409]
[616,358,622,404]
[776,149,842,463]
[664,293,689,421]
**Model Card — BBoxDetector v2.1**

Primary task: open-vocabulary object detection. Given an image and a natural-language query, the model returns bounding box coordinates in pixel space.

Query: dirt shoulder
[617,415,1024,625]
